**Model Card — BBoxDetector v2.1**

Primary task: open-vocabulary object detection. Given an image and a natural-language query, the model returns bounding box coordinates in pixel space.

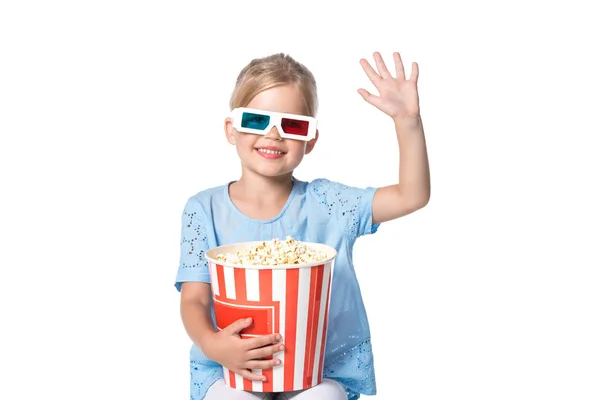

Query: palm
[358,52,420,120]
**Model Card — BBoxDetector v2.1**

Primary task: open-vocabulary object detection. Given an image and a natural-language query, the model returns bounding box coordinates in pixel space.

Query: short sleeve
[308,178,380,240]
[174,197,212,292]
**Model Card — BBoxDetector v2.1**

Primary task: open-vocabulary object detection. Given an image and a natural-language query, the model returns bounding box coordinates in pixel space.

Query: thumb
[357,89,384,111]
[357,88,371,101]
[225,317,252,335]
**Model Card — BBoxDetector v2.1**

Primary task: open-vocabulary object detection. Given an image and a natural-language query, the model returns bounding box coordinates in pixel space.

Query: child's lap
[204,379,271,399]
[205,378,347,400]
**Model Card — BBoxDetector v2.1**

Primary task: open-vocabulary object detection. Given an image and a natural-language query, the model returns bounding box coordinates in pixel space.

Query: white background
[1,1,599,399]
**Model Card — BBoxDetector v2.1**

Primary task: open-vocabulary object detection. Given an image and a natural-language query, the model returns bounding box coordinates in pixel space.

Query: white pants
[205,378,347,400]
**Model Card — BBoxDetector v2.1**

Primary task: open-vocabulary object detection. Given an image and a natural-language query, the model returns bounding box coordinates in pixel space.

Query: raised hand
[358,52,420,122]
[204,317,284,381]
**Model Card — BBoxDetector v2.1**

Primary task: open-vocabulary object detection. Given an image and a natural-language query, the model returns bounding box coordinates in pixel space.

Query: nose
[264,125,283,141]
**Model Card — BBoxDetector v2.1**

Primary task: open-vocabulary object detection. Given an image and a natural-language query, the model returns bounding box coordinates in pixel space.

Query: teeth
[257,148,283,155]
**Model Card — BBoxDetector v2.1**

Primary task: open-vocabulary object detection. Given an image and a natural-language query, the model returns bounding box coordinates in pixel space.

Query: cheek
[235,134,257,149]
[286,141,307,156]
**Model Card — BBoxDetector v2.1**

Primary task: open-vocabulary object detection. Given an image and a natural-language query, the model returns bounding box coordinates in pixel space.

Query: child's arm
[180,282,283,381]
[357,52,431,226]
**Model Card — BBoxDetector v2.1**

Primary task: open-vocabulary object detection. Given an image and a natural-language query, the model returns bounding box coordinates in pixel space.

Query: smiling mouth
[255,148,286,155]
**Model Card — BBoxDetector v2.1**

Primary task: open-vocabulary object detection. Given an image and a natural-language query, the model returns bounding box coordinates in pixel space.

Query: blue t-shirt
[175,177,380,400]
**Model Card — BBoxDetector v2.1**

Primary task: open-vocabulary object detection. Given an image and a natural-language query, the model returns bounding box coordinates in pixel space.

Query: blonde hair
[229,53,318,117]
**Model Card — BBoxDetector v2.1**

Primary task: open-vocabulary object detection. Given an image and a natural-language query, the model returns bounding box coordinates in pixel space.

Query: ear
[304,129,319,155]
[224,117,236,145]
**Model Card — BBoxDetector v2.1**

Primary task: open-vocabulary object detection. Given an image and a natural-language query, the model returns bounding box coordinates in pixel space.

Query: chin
[246,163,295,178]
[240,153,302,178]
[257,168,295,178]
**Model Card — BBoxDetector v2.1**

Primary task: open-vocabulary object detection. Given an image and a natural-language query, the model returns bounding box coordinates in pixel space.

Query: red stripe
[312,265,326,385]
[215,264,226,301]
[242,381,253,391]
[232,268,254,391]
[218,265,237,388]
[229,370,237,389]
[303,264,324,388]
[283,268,299,391]
[234,267,247,302]
[259,269,272,299]
[242,376,253,391]
[259,269,274,392]
[214,265,233,388]
[317,264,332,384]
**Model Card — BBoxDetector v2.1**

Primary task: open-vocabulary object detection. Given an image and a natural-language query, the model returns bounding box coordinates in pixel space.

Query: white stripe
[247,268,263,392]
[223,367,230,386]
[245,268,260,301]
[230,257,248,394]
[251,369,263,392]
[235,373,244,389]
[210,263,219,296]
[312,263,331,386]
[294,267,311,390]
[272,269,287,392]
[224,266,236,299]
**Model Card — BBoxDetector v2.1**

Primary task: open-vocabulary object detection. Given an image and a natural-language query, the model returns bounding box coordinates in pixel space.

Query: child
[175,51,430,400]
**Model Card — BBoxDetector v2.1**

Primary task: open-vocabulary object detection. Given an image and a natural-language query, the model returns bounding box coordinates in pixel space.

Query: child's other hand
[358,52,420,123]
[204,317,284,381]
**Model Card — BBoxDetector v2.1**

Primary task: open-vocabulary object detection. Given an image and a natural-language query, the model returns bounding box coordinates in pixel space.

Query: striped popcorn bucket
[204,242,337,393]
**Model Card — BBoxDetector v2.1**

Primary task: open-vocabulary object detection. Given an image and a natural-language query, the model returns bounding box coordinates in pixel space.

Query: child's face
[225,84,318,179]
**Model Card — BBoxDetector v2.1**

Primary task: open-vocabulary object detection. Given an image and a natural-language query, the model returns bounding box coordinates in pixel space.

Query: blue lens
[241,112,270,130]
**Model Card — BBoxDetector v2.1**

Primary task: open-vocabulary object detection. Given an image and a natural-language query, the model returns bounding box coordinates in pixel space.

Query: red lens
[281,118,309,136]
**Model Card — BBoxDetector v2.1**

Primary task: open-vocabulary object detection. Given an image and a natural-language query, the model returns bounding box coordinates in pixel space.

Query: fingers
[235,368,268,382]
[247,343,285,361]
[363,52,415,82]
[394,52,405,80]
[245,357,282,370]
[225,317,253,335]
[359,58,381,86]
[410,61,419,83]
[244,332,282,350]
[373,52,392,78]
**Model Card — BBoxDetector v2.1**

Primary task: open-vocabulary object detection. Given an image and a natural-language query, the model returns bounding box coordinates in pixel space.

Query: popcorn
[215,236,329,266]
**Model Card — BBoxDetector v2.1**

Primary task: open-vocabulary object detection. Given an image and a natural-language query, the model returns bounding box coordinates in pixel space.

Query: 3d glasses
[230,107,317,141]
